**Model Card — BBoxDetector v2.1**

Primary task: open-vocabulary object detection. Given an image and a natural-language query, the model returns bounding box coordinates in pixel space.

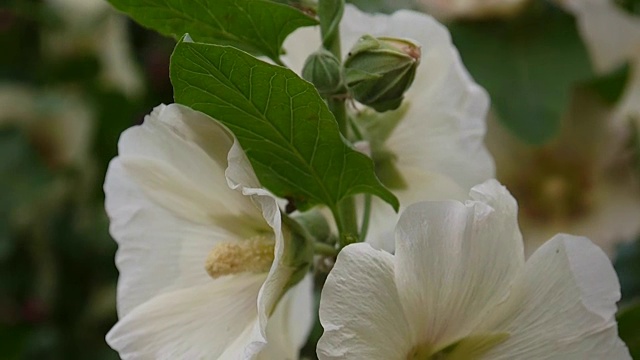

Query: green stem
[324,29,341,60]
[319,0,357,248]
[319,0,344,58]
[338,197,358,247]
[359,194,372,241]
[329,97,359,247]
[314,242,339,257]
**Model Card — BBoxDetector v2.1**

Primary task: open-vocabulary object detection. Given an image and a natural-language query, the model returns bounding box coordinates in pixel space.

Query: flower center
[508,152,593,224]
[407,332,509,360]
[204,235,275,279]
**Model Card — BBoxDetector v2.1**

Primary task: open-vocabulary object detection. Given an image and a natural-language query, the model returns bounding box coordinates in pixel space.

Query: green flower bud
[302,49,343,96]
[343,35,421,112]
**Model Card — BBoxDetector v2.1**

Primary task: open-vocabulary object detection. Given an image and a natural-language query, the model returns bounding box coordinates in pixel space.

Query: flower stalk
[319,0,360,247]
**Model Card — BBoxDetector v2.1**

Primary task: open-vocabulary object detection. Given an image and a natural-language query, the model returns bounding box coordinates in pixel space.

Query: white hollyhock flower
[417,0,530,20]
[104,104,313,359]
[318,179,630,359]
[284,6,495,251]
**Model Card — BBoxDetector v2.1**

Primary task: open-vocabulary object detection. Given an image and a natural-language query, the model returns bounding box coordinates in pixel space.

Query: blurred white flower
[284,6,495,251]
[0,83,94,169]
[554,0,640,122]
[104,104,313,359]
[317,180,630,359]
[487,88,640,256]
[44,0,144,98]
[555,0,640,74]
[417,0,530,20]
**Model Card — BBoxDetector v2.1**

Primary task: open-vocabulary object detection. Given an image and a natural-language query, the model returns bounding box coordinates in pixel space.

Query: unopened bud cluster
[302,35,421,112]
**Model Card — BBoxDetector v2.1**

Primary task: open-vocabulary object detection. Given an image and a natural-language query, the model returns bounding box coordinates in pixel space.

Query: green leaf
[107,0,317,62]
[449,5,595,145]
[617,302,640,358]
[170,39,399,212]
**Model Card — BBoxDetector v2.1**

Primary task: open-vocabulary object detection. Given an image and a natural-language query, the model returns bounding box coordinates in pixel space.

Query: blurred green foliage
[2,0,640,359]
[0,0,174,357]
[449,2,594,145]
[618,301,640,358]
[616,0,640,15]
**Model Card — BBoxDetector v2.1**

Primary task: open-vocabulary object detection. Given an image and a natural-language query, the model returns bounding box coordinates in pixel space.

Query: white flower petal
[156,103,236,167]
[226,140,262,191]
[115,104,262,228]
[247,179,298,357]
[364,168,467,252]
[318,243,414,360]
[482,234,630,359]
[105,161,224,316]
[105,105,269,316]
[107,103,312,358]
[106,273,267,360]
[258,275,314,360]
[393,180,524,346]
[343,8,494,188]
[347,8,494,250]
[287,6,494,189]
[225,143,310,358]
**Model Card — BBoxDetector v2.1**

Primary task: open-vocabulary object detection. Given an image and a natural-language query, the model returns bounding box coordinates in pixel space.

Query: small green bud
[302,49,343,96]
[343,35,421,112]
